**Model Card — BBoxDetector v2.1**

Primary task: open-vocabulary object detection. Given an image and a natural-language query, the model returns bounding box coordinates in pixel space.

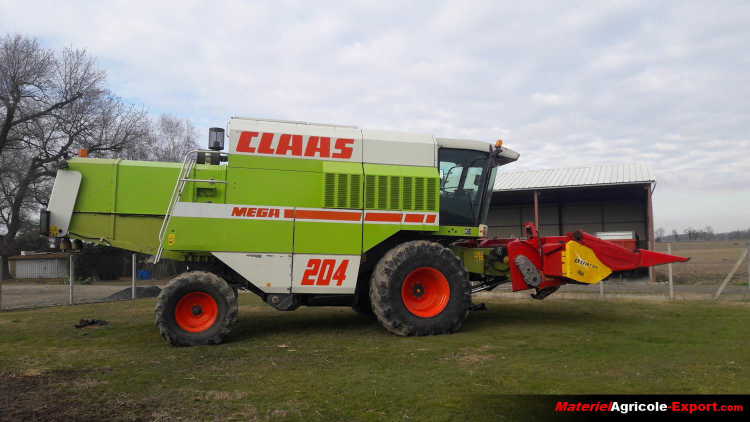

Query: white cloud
[0,0,748,232]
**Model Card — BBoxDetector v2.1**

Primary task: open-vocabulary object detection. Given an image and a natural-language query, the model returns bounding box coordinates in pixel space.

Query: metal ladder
[155,150,226,263]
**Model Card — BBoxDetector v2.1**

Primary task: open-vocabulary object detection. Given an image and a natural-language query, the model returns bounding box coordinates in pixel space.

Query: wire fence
[2,240,749,311]
[0,254,178,311]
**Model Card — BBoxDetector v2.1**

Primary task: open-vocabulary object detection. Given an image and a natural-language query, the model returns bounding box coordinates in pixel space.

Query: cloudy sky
[2,0,748,233]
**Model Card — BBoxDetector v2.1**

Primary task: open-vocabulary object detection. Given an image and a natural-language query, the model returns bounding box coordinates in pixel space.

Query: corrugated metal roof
[494,163,654,191]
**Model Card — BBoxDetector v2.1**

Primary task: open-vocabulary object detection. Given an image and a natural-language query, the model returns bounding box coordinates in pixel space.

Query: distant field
[1,295,748,421]
[653,240,749,284]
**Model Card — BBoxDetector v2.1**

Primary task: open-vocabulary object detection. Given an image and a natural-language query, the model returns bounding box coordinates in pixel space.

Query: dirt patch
[445,345,496,366]
[203,390,250,401]
[0,369,157,422]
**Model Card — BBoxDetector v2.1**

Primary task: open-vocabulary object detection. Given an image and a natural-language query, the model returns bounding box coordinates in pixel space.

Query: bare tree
[655,227,665,242]
[0,34,147,274]
[0,34,104,156]
[121,114,200,162]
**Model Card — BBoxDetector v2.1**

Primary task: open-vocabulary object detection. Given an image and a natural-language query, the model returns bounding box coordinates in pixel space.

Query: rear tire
[155,271,238,346]
[370,240,471,336]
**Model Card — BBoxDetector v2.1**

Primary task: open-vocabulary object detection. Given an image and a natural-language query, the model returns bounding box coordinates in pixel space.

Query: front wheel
[369,241,471,336]
[155,271,238,346]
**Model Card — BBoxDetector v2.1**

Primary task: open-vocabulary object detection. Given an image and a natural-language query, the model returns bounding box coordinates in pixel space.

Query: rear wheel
[155,271,238,346]
[370,241,471,336]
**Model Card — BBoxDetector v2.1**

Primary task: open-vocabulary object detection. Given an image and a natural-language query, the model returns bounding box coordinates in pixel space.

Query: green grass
[0,296,748,421]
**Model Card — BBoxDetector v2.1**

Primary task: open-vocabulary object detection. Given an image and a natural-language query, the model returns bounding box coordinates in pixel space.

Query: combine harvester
[42,117,688,346]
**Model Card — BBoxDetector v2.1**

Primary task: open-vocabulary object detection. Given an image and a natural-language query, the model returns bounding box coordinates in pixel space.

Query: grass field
[1,295,748,421]
[654,240,749,284]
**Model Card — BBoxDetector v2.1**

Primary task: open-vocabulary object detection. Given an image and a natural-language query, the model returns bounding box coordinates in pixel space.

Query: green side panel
[68,159,119,213]
[68,212,114,239]
[165,217,293,253]
[114,160,180,214]
[112,215,163,255]
[435,226,480,237]
[229,154,325,172]
[363,224,402,252]
[225,167,321,208]
[68,213,170,257]
[190,165,227,204]
[294,222,362,254]
[69,158,226,215]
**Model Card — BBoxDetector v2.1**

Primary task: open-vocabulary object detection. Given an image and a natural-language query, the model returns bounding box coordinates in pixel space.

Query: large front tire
[155,271,238,346]
[370,241,471,336]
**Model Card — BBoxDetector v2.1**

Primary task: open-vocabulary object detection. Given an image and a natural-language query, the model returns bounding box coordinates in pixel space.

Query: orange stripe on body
[425,215,437,224]
[404,214,425,223]
[294,209,362,221]
[365,212,403,222]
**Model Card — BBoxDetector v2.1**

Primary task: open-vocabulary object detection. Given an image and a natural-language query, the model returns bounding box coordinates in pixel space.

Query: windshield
[438,148,492,227]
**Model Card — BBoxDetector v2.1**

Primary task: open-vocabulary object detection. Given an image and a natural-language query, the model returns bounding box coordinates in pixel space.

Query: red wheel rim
[175,292,219,333]
[401,267,451,318]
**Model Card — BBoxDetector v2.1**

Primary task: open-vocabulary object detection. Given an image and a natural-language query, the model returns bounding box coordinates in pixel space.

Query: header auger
[43,117,688,346]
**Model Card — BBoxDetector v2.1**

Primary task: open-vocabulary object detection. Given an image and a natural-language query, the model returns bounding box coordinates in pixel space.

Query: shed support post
[646,184,655,282]
[533,190,540,229]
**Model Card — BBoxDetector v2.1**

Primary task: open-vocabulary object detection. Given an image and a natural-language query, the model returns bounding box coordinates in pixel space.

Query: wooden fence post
[714,248,749,300]
[668,243,674,300]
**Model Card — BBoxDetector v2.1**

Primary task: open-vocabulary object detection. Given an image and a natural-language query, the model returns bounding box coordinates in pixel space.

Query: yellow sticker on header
[561,241,612,284]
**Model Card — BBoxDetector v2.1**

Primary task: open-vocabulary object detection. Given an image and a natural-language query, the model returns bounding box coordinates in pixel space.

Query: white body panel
[228,117,363,162]
[212,252,292,294]
[361,129,436,167]
[291,254,360,294]
[47,170,82,237]
[173,202,293,221]
[212,252,361,295]
[227,117,449,167]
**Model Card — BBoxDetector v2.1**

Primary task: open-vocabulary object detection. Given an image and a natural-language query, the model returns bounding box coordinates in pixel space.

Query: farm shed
[8,253,71,279]
[488,163,655,252]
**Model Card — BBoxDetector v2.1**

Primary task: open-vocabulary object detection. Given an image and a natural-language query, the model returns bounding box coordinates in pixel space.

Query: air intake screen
[323,172,362,209]
[362,174,438,211]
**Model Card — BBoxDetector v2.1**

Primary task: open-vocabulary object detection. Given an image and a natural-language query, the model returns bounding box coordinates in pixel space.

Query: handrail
[154,149,227,263]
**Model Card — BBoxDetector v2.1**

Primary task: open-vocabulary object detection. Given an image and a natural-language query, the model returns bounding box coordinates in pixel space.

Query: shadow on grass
[226,308,378,343]
[224,299,631,344]
[462,300,629,334]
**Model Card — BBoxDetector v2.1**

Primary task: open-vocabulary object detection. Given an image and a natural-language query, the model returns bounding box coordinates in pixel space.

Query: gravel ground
[0,281,168,310]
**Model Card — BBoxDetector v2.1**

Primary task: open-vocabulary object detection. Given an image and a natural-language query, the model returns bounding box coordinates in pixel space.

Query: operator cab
[436,138,519,227]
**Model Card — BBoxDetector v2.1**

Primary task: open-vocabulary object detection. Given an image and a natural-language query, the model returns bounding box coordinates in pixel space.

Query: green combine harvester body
[44,117,688,346]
